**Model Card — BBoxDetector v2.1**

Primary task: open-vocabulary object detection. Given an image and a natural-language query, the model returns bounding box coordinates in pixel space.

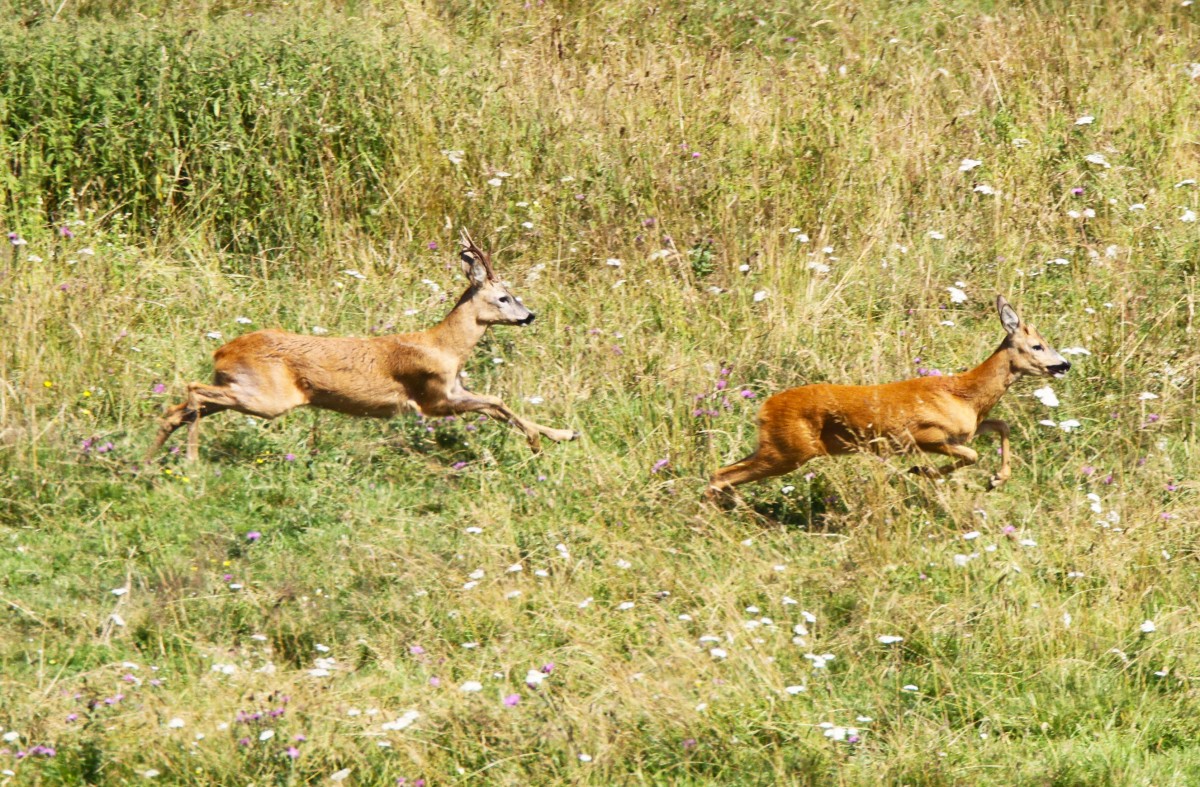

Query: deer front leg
[974,419,1012,488]
[445,390,576,452]
[909,442,978,479]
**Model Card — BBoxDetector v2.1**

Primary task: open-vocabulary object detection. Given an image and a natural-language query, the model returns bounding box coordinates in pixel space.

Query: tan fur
[707,296,1070,504]
[145,230,579,464]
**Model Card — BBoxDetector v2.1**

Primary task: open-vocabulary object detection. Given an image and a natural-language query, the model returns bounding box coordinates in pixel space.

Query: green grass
[3,0,1200,783]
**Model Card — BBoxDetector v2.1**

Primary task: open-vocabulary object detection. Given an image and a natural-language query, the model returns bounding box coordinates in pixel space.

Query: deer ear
[996,295,1021,334]
[461,251,488,286]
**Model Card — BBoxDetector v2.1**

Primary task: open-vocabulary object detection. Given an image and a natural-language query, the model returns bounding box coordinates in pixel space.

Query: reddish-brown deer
[145,230,579,463]
[707,296,1070,504]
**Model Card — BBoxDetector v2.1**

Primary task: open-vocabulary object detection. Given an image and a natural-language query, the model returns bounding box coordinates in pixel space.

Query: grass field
[3,0,1200,784]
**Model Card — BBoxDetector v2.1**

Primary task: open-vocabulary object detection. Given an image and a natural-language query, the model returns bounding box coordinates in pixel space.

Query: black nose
[1051,361,1071,374]
[520,313,536,325]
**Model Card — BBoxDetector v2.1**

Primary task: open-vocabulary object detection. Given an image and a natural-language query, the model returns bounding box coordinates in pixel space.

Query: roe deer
[145,230,579,463]
[707,296,1070,504]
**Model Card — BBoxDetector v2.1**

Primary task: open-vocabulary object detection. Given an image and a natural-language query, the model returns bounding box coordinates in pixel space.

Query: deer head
[459,229,535,326]
[997,295,1070,378]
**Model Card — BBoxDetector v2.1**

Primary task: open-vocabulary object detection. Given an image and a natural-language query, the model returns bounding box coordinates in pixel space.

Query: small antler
[459,228,497,282]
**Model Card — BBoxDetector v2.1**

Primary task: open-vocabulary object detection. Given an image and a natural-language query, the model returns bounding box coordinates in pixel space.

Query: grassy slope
[2,1,1200,784]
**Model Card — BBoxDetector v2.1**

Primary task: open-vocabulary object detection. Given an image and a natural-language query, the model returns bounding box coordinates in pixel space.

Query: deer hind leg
[143,383,238,464]
[974,419,1012,488]
[909,441,979,479]
[183,375,313,461]
[144,401,196,464]
[183,383,246,462]
[706,445,806,507]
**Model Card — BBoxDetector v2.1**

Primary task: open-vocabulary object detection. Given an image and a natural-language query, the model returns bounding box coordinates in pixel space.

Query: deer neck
[952,340,1021,419]
[427,293,489,359]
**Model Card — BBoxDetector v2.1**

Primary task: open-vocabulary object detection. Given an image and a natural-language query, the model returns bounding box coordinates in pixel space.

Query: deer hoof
[527,437,543,453]
[908,465,936,478]
[704,485,736,510]
[989,474,1009,490]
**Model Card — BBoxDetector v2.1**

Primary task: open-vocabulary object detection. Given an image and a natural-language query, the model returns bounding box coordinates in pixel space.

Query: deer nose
[520,313,536,325]
[1050,360,1071,375]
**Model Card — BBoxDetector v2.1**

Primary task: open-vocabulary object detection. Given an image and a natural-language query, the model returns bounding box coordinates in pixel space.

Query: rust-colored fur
[707,296,1070,504]
[145,230,579,463]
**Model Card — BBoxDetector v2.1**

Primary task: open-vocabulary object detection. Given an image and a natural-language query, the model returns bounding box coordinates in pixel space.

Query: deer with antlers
[145,230,579,464]
[707,296,1070,505]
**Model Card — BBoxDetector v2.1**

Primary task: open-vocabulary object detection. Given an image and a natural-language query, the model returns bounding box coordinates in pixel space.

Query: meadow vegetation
[2,0,1200,783]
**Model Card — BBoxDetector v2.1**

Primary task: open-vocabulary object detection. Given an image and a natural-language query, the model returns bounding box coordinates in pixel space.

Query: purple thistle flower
[152,383,166,394]
[284,453,296,462]
[60,226,74,238]
[740,390,756,399]
[427,241,438,251]
[1071,187,1084,196]
[409,645,425,655]
[651,458,669,474]
[286,746,300,759]
[503,693,521,707]
[246,531,262,542]
[541,662,555,674]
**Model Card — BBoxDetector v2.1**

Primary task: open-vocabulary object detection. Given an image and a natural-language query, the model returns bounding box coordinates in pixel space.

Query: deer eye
[1032,344,1044,351]
[499,296,511,304]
